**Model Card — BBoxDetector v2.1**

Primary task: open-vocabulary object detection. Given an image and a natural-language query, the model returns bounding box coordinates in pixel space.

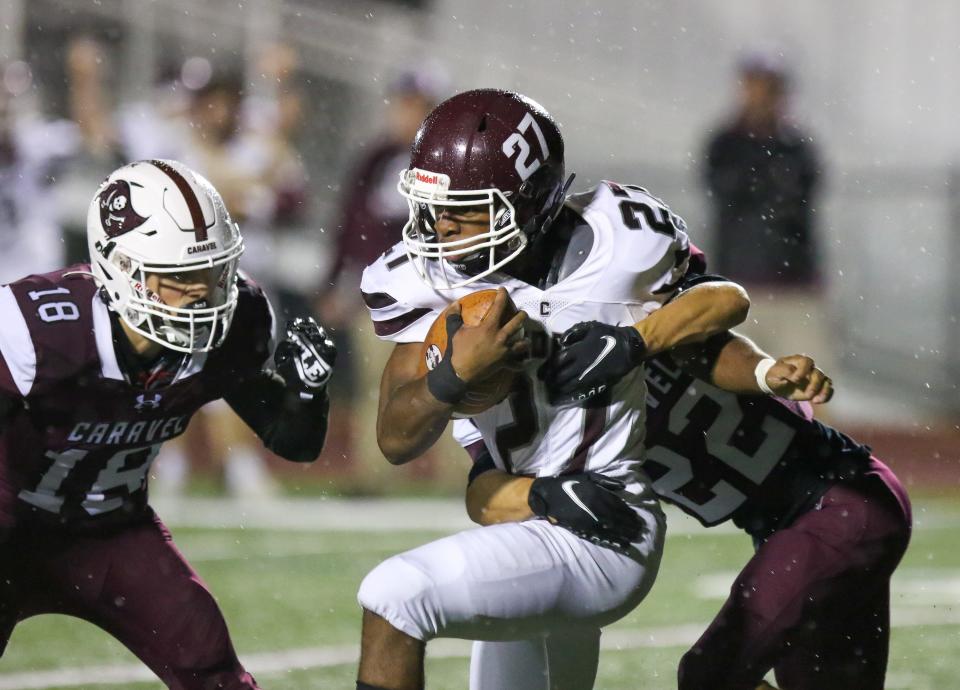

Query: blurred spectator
[117,47,318,497]
[54,37,126,264]
[0,40,115,282]
[241,44,319,322]
[182,53,315,497]
[702,52,833,393]
[321,67,449,486]
[121,49,316,320]
[0,65,66,283]
[118,62,192,163]
[324,69,444,300]
[704,52,821,286]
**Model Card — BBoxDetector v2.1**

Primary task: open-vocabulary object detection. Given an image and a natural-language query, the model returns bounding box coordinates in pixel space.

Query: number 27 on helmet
[397,88,572,290]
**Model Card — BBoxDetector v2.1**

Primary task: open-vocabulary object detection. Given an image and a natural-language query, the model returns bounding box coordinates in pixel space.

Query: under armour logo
[134,393,163,411]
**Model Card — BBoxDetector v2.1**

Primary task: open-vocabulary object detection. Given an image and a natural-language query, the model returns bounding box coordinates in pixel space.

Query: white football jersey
[361,181,690,479]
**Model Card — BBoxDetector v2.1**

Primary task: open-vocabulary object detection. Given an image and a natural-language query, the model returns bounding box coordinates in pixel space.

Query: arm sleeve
[467,445,497,485]
[224,370,330,463]
[667,271,738,298]
[452,418,497,485]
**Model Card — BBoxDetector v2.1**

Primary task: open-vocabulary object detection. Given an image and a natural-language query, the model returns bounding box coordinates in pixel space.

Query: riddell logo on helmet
[416,171,440,185]
[133,281,164,304]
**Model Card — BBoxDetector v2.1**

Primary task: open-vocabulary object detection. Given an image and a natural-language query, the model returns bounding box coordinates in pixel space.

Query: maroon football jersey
[643,354,870,537]
[0,265,272,531]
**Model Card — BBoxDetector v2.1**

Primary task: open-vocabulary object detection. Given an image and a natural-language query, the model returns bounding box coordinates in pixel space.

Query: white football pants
[357,500,665,688]
[469,630,601,690]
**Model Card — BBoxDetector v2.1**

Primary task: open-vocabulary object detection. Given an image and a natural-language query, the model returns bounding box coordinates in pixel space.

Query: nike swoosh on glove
[539,321,647,406]
[274,317,337,399]
[527,472,644,551]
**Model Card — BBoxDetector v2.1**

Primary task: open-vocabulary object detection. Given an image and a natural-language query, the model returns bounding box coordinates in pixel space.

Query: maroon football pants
[678,459,911,690]
[0,509,259,690]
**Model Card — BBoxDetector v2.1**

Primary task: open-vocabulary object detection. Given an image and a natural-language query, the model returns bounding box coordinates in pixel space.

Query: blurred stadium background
[0,0,958,688]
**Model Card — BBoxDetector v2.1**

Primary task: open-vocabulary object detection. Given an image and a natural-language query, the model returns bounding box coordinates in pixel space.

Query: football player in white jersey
[355,89,752,690]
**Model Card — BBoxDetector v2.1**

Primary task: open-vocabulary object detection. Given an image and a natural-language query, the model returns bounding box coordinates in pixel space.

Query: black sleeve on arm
[224,370,330,463]
[466,442,497,486]
[670,271,736,296]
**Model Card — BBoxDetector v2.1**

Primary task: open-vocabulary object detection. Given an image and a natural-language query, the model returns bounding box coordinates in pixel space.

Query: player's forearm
[635,282,749,355]
[708,332,772,393]
[266,391,329,462]
[377,378,454,465]
[672,331,770,394]
[225,371,329,463]
[675,331,834,403]
[465,470,534,526]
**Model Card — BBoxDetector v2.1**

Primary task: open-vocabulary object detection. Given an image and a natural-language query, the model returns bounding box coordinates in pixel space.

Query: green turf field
[1,496,956,689]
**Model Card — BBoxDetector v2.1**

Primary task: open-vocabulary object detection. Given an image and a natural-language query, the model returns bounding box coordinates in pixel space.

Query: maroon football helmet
[398,89,570,289]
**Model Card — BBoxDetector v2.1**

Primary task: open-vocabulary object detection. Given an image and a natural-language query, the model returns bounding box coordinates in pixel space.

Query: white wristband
[754,357,777,395]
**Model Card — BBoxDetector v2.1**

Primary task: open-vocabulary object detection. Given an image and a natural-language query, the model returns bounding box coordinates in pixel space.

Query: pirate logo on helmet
[99,179,149,237]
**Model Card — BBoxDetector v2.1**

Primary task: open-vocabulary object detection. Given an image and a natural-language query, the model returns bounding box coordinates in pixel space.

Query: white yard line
[0,625,708,689]
[0,611,957,690]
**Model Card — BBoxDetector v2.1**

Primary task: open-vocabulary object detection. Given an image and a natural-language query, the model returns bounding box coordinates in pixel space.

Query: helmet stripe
[148,160,209,242]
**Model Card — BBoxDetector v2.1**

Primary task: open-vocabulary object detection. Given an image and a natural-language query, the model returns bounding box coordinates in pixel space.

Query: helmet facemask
[96,235,243,354]
[398,168,527,290]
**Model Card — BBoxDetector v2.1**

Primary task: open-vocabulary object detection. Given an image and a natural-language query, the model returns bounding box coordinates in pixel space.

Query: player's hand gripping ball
[418,289,524,416]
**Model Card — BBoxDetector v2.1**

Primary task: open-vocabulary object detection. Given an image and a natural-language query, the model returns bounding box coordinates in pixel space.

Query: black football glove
[528,472,644,551]
[274,317,337,399]
[540,321,647,406]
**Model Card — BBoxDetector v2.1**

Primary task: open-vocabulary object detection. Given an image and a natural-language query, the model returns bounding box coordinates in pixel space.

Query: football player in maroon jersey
[0,160,335,689]
[467,257,910,689]
[661,340,908,690]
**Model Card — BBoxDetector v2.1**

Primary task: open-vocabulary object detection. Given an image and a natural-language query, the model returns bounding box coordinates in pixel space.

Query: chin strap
[550,173,576,223]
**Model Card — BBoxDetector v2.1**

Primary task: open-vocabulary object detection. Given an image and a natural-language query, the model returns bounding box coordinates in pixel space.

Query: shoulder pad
[551,183,695,320]
[580,181,690,283]
[0,266,100,396]
[360,243,447,343]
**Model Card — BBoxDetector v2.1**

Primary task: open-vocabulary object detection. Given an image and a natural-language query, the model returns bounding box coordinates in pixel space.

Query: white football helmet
[86,160,244,353]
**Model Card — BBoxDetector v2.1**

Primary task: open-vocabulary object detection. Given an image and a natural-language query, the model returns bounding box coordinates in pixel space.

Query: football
[418,289,519,417]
